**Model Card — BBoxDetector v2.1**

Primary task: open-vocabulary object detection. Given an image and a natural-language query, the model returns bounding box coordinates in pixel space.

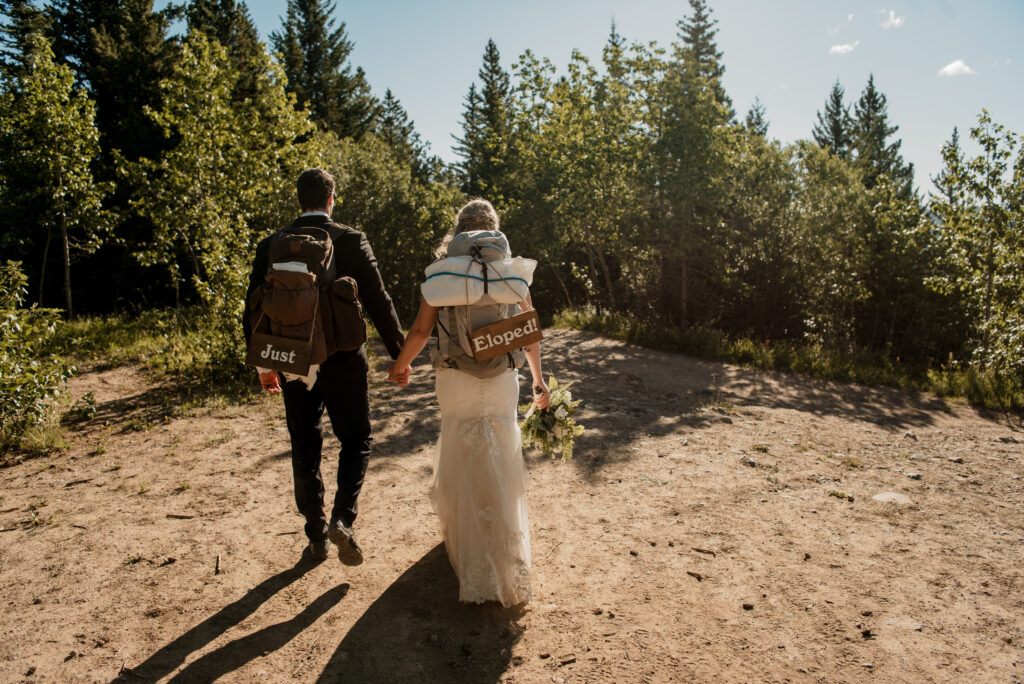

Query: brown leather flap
[246,332,313,375]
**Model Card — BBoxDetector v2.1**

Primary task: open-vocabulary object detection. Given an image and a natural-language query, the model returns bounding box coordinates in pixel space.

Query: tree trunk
[39,225,52,306]
[585,245,601,314]
[679,249,688,325]
[551,264,572,308]
[61,213,72,317]
[596,246,617,312]
[981,231,995,370]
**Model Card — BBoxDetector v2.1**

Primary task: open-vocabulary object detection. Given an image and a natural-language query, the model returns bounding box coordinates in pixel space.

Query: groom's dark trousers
[283,347,371,540]
[244,214,404,543]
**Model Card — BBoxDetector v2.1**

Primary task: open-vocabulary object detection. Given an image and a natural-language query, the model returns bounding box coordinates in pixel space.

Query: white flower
[555,406,568,420]
[553,426,565,440]
[564,391,573,402]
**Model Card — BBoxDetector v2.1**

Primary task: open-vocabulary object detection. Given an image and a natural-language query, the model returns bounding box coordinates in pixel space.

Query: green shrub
[0,262,76,456]
[554,307,1023,410]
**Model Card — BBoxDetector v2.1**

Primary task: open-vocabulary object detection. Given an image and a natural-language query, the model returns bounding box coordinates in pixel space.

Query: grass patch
[553,308,1024,411]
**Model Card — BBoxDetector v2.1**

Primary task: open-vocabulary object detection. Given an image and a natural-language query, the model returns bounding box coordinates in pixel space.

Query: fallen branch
[692,547,716,557]
[64,478,92,487]
[166,514,194,520]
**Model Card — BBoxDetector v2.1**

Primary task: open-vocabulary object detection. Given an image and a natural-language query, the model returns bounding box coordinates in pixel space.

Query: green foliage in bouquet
[519,375,585,461]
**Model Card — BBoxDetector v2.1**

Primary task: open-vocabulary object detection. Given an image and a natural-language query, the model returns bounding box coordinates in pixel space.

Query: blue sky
[200,0,1023,194]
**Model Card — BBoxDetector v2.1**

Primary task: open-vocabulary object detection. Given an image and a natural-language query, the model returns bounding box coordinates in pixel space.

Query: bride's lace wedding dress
[431,368,532,607]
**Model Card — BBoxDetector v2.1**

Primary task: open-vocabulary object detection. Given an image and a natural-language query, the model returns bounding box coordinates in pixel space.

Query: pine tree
[652,0,733,323]
[745,96,768,137]
[270,0,377,140]
[49,0,178,162]
[185,0,262,100]
[851,74,914,197]
[376,88,429,177]
[453,39,512,198]
[676,0,732,118]
[0,0,47,78]
[931,127,962,206]
[812,79,852,159]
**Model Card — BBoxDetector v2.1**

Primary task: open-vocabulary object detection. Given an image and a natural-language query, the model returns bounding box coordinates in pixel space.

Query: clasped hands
[387,363,411,386]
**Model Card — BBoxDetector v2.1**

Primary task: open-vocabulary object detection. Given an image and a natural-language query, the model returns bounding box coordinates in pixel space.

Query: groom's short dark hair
[297,168,335,210]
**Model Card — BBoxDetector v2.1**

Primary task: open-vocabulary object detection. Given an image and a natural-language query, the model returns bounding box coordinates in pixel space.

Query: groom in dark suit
[243,168,405,565]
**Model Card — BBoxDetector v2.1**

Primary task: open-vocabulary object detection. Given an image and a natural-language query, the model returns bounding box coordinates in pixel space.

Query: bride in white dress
[388,199,550,607]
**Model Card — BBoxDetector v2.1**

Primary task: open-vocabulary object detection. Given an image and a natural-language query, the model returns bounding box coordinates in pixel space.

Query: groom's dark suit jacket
[243,214,405,360]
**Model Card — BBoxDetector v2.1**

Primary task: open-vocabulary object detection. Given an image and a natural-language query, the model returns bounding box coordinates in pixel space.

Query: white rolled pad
[421,256,537,306]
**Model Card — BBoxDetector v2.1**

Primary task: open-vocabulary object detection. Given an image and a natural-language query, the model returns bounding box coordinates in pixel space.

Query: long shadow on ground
[317,543,524,683]
[114,555,328,683]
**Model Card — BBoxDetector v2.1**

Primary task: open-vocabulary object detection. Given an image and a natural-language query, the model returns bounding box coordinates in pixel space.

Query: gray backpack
[430,230,526,378]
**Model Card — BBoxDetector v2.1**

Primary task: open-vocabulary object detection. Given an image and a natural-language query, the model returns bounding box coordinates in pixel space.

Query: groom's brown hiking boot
[327,520,363,566]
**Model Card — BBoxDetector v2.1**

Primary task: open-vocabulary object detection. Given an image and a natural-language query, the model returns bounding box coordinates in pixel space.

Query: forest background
[1,0,1022,455]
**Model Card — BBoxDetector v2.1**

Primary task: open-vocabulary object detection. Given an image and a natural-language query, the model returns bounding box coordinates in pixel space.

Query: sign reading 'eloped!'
[469,310,543,362]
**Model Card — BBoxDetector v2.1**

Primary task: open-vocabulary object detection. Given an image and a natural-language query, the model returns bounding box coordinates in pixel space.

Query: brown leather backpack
[246,227,367,374]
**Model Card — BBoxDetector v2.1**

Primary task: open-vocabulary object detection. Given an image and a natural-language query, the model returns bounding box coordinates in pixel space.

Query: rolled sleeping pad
[421,256,537,307]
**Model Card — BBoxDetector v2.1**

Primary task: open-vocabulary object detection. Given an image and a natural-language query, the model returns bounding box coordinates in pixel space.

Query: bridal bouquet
[520,375,585,461]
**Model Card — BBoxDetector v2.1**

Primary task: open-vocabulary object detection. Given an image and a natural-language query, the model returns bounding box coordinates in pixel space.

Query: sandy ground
[1,328,1023,683]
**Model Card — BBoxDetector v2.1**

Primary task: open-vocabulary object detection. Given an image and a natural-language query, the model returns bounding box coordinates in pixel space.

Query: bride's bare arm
[523,294,550,408]
[388,297,437,386]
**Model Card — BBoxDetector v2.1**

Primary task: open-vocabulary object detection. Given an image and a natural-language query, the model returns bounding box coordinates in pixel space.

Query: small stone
[872,491,912,504]
[607,612,615,619]
[948,456,964,464]
[649,541,656,547]
[629,549,638,557]
[863,662,874,669]
[668,541,675,547]
[539,652,551,659]
[32,597,41,605]
[904,431,917,440]
[861,629,874,639]
[64,651,78,662]
[804,552,811,561]
[25,666,36,676]
[906,473,922,480]
[862,610,873,617]
[742,603,754,610]
[593,607,603,615]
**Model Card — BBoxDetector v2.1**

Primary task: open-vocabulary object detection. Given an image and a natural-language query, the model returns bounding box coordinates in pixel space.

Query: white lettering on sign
[471,317,539,353]
[260,343,297,364]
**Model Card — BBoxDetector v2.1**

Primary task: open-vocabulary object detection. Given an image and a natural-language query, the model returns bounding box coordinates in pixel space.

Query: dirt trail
[1,329,1023,683]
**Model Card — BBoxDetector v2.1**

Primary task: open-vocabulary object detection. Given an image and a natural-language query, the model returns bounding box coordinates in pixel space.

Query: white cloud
[829,40,860,55]
[848,13,854,21]
[938,59,975,77]
[880,10,905,29]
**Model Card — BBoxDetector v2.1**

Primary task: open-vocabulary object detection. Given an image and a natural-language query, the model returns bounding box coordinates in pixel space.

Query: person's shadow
[115,555,347,683]
[317,543,525,683]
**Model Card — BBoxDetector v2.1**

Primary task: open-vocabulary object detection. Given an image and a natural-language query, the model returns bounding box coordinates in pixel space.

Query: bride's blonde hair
[435,198,500,258]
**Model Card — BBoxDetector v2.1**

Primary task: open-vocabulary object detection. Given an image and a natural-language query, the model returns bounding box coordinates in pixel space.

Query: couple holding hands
[244,168,548,607]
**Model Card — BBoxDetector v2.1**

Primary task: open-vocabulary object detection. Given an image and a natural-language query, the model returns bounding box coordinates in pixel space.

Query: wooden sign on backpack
[469,309,543,362]
[246,332,314,375]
